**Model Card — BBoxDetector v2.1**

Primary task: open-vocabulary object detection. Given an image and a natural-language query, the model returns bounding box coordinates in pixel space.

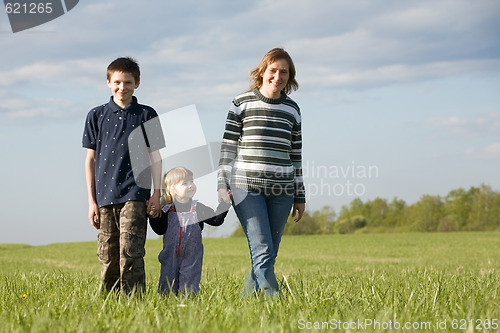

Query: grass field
[1,232,499,332]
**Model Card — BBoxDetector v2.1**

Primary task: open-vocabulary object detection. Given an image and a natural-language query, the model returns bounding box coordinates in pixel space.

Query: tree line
[231,184,500,236]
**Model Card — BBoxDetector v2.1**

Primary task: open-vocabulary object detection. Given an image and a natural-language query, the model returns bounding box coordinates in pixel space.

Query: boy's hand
[88,202,100,229]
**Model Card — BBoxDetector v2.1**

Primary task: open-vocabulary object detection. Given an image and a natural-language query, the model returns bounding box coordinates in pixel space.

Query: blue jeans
[231,189,294,297]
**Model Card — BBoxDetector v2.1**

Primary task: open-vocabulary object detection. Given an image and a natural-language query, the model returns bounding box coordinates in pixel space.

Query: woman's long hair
[249,47,299,95]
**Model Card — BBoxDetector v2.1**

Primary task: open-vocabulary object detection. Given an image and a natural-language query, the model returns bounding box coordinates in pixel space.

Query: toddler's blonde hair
[161,167,194,205]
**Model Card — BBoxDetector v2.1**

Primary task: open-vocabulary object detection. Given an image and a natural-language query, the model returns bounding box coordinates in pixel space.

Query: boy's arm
[147,150,162,218]
[85,149,100,229]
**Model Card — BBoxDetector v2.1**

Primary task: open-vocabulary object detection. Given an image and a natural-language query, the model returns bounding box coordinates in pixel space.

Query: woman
[217,47,306,297]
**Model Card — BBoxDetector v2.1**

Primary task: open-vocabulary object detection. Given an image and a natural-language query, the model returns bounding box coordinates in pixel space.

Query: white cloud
[463,147,475,155]
[1,97,80,120]
[299,59,500,89]
[1,0,499,122]
[367,1,494,34]
[428,112,500,136]
[483,143,500,154]
[0,58,104,87]
[465,142,500,160]
[429,117,467,129]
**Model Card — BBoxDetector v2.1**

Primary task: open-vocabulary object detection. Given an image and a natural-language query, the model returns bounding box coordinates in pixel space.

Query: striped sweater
[217,89,306,203]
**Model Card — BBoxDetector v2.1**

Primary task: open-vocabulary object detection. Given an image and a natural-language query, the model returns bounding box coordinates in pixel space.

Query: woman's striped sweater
[217,89,306,203]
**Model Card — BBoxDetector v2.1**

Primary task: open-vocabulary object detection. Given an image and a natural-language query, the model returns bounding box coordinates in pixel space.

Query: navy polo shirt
[83,96,165,207]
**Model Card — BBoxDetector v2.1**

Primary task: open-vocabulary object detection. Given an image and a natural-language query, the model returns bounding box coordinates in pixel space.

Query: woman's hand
[218,188,232,203]
[292,203,305,222]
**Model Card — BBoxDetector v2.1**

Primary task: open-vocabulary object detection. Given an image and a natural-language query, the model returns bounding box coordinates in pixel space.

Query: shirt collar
[253,88,287,105]
[173,198,193,212]
[107,96,139,114]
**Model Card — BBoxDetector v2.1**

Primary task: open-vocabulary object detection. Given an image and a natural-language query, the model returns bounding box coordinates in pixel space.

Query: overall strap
[161,203,174,213]
[190,200,198,212]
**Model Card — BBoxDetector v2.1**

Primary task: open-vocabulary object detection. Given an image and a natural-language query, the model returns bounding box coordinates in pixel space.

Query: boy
[82,57,165,294]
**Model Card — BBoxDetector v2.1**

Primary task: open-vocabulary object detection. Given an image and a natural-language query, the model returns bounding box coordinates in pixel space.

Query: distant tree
[443,187,471,230]
[337,197,365,222]
[283,211,316,235]
[491,192,500,229]
[408,195,443,232]
[230,184,499,236]
[283,206,335,235]
[383,197,407,229]
[365,198,388,228]
[334,215,366,234]
[311,206,336,234]
[467,184,497,230]
[338,197,390,229]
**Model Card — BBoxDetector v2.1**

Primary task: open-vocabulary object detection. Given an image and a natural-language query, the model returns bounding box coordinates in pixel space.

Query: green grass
[1,232,499,332]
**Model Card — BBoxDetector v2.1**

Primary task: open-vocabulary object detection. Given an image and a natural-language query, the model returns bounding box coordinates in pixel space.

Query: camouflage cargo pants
[98,201,147,294]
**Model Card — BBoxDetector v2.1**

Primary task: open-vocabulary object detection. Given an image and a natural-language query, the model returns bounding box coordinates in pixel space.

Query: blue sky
[1,0,499,245]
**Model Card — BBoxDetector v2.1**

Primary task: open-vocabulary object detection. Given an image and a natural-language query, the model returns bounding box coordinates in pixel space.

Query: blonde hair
[161,167,194,205]
[249,47,299,95]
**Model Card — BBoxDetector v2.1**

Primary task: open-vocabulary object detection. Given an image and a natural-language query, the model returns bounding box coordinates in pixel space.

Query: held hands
[218,188,232,204]
[147,190,161,218]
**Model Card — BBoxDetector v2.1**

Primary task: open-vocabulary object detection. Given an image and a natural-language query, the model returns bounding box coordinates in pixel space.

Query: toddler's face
[172,177,196,202]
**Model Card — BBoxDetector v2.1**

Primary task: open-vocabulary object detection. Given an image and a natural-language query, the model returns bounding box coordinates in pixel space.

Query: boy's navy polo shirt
[83,96,165,207]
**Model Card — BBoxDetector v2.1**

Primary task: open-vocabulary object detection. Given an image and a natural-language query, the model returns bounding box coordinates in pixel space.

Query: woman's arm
[217,101,242,193]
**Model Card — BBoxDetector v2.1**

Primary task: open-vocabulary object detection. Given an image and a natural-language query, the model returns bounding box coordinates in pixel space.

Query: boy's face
[107,71,139,107]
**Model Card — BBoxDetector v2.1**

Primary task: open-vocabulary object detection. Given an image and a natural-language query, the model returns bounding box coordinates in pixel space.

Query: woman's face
[259,58,289,99]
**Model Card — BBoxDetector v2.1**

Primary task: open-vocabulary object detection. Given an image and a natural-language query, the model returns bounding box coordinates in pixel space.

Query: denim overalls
[158,200,203,294]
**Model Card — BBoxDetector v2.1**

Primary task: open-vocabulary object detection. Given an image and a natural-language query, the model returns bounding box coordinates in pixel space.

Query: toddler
[149,167,231,294]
